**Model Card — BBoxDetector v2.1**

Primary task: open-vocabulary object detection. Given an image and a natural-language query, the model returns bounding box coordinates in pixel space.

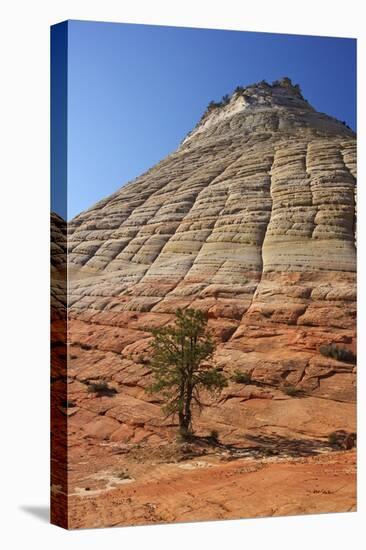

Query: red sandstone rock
[83,417,121,440]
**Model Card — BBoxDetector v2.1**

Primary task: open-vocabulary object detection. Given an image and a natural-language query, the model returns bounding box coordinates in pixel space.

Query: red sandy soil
[67,446,356,529]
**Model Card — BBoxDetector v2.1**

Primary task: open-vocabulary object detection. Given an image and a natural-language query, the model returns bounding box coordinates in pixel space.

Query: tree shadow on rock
[244,433,332,457]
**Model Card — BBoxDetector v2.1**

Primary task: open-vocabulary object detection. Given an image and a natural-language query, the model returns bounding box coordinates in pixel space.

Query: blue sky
[64,20,356,220]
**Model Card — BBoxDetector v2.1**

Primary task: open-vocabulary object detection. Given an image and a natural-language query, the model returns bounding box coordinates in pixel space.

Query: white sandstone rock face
[182,94,250,144]
[65,77,356,405]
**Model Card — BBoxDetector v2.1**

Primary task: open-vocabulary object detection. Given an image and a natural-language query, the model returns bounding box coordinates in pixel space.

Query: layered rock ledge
[63,78,356,451]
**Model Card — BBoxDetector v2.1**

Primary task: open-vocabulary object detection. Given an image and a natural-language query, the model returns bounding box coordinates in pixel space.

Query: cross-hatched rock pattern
[64,79,356,447]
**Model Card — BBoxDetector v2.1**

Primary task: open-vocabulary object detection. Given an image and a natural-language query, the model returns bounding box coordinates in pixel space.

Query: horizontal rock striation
[64,78,356,448]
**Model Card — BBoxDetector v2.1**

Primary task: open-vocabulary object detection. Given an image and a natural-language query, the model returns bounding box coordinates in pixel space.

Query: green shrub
[234,85,244,95]
[282,385,300,397]
[87,381,117,397]
[328,432,339,447]
[205,95,230,114]
[319,344,355,363]
[293,83,302,96]
[327,431,356,449]
[206,100,221,112]
[232,369,252,384]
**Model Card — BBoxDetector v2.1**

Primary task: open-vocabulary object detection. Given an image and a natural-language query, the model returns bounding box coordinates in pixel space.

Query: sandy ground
[67,446,356,529]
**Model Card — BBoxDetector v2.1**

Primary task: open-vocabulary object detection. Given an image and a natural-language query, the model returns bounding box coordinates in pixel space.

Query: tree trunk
[178,380,186,434]
[178,382,193,436]
[178,411,185,431]
[183,381,193,434]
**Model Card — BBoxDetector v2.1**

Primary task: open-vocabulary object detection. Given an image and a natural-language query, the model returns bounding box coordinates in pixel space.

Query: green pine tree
[147,308,227,436]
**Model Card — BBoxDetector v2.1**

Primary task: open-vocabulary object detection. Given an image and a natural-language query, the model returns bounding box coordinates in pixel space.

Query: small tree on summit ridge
[147,308,227,437]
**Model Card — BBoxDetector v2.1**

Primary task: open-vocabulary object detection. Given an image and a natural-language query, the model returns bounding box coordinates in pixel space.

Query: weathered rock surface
[55,80,356,520]
[68,450,356,528]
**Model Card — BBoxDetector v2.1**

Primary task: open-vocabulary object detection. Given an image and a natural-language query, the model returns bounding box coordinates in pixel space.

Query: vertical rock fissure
[305,141,318,240]
[233,151,276,328]
[340,147,357,249]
